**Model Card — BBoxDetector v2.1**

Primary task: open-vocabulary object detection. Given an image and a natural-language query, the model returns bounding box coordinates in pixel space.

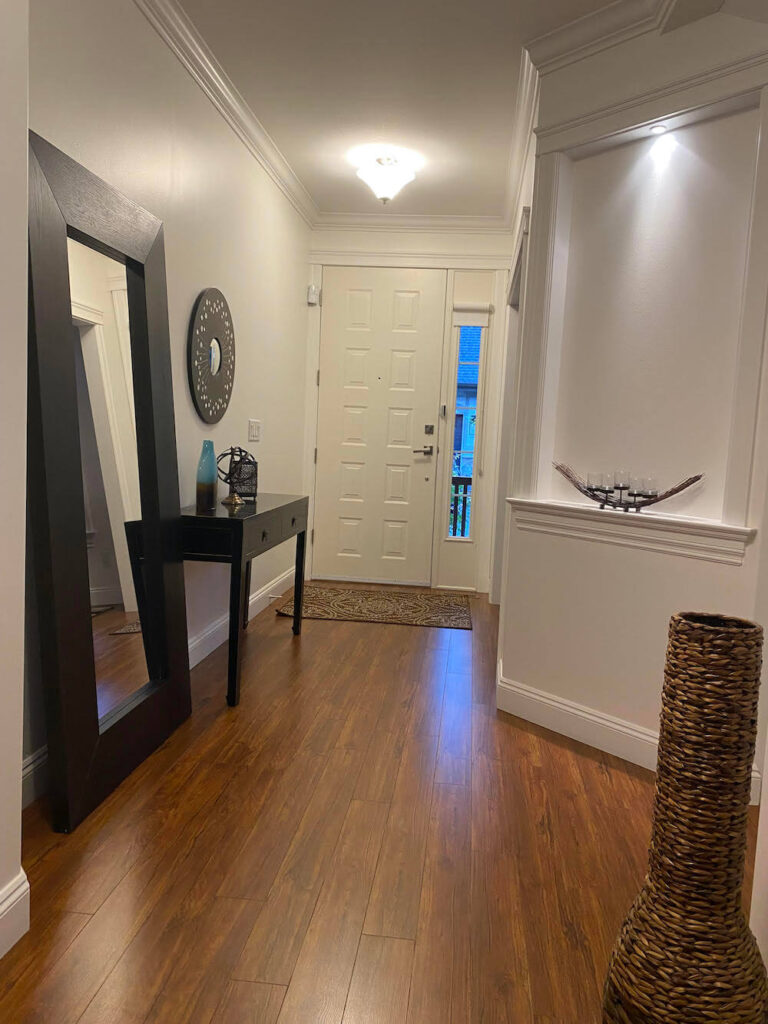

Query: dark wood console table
[126,493,308,709]
[180,494,308,706]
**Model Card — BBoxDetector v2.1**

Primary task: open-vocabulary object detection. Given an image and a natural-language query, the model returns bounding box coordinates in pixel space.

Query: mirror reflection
[209,337,222,375]
[68,239,150,721]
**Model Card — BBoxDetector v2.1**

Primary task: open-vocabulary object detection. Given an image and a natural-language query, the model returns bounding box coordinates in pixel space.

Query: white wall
[24,0,311,775]
[550,110,759,520]
[501,15,768,819]
[0,0,30,958]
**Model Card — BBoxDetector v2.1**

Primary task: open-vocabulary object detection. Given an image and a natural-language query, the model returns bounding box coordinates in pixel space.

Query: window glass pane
[448,325,482,538]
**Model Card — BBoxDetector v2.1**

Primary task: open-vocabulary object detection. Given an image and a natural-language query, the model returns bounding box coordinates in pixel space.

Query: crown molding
[312,211,513,234]
[661,0,724,33]
[134,0,318,226]
[309,249,514,270]
[535,48,768,145]
[526,0,675,76]
[503,51,540,225]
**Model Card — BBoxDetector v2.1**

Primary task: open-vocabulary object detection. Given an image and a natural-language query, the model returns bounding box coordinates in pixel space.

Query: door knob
[412,445,434,456]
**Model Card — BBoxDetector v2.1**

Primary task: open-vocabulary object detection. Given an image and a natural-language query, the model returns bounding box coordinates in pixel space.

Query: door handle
[412,445,434,456]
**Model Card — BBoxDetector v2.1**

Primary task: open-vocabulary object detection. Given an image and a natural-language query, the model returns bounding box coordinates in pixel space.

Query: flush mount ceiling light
[650,124,668,135]
[347,144,425,203]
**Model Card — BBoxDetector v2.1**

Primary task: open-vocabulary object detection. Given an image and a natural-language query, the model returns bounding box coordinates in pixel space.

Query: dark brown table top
[180,493,307,522]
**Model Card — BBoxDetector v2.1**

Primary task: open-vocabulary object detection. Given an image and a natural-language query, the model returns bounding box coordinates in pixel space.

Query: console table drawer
[248,510,282,556]
[282,504,308,539]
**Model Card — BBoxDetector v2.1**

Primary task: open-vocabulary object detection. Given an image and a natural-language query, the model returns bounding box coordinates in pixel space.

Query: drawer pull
[291,517,296,527]
[261,530,268,542]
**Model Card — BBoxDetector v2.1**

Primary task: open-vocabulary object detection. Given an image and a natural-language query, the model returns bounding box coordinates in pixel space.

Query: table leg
[227,548,247,707]
[293,530,306,635]
[242,559,252,629]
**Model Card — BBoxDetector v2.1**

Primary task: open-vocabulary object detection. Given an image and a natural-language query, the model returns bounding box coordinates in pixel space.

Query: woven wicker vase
[603,612,768,1024]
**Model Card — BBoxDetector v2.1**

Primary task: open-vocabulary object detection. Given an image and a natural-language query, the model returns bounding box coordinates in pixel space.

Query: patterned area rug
[110,621,142,635]
[277,585,472,630]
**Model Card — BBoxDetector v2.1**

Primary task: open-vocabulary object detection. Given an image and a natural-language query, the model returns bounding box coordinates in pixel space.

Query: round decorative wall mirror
[187,288,235,423]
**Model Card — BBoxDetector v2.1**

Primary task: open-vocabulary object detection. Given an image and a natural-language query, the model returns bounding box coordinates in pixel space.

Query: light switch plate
[248,419,261,443]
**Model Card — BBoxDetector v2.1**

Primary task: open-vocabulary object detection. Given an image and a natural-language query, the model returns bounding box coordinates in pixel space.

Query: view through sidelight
[449,324,482,538]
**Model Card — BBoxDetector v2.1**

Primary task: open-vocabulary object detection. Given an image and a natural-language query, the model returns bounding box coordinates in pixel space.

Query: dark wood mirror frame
[28,132,191,832]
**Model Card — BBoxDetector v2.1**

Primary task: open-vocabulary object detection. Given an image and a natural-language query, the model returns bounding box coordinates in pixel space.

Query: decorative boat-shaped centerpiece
[554,463,702,513]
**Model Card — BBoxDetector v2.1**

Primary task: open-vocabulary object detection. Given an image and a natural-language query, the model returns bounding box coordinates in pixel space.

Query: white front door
[313,266,447,584]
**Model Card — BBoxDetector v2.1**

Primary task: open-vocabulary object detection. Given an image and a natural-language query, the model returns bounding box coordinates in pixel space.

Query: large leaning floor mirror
[28,133,191,832]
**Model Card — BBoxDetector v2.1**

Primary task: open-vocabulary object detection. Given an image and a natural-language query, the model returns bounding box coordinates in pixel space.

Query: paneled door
[313,267,447,584]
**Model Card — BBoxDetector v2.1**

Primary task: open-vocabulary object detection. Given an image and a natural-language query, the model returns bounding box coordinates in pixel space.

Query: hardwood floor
[3,588,759,1022]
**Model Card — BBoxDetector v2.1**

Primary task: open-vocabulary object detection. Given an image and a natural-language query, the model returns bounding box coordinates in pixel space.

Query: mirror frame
[28,132,191,831]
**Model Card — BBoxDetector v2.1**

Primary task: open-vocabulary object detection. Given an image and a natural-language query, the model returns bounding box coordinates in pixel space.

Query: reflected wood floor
[2,589,758,1022]
[92,607,149,719]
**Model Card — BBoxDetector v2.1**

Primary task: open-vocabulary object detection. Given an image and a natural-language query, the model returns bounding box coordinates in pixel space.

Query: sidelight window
[448,325,482,538]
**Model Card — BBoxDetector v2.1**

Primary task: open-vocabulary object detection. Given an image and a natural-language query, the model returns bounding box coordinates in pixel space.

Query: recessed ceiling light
[650,124,668,135]
[347,144,425,204]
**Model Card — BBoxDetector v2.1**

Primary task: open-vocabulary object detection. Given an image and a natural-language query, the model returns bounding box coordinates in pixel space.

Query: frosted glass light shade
[356,159,415,201]
[347,144,424,203]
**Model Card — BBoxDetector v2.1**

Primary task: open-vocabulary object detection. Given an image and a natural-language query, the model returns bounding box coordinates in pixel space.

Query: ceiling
[178,0,613,221]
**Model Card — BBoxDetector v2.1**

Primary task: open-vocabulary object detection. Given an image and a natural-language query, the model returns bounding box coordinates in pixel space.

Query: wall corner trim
[496,659,762,804]
[507,498,756,565]
[0,869,30,960]
[133,0,318,226]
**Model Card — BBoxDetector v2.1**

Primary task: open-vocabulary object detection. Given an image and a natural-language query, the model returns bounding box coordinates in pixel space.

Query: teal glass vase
[196,440,217,513]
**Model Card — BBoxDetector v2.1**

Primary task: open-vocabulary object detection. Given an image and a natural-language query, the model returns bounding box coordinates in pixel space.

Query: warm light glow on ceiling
[347,144,425,203]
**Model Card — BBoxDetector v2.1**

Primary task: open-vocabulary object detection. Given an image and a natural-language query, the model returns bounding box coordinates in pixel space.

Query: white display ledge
[506,498,756,566]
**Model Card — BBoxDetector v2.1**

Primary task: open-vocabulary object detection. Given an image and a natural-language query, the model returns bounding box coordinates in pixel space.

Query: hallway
[1,591,757,1022]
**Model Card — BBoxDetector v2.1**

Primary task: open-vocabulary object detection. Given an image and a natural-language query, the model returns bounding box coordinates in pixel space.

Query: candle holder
[554,463,702,513]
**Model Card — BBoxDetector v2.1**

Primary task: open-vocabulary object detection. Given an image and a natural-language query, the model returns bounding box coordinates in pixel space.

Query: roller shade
[452,302,493,327]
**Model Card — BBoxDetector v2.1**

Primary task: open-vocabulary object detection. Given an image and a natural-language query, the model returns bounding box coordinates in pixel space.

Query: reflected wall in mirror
[68,239,149,720]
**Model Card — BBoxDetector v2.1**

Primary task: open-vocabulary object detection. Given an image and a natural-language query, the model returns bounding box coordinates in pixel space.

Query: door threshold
[311,575,431,587]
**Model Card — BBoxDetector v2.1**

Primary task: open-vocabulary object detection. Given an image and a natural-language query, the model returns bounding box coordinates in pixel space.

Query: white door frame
[305,254,514,589]
[71,300,139,611]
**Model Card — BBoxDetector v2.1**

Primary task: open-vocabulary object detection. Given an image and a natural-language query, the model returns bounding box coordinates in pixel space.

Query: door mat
[277,585,472,629]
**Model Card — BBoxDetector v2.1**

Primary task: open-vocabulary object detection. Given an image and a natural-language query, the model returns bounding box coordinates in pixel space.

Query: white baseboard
[497,659,762,805]
[21,566,296,808]
[90,585,123,607]
[0,870,29,959]
[187,565,295,668]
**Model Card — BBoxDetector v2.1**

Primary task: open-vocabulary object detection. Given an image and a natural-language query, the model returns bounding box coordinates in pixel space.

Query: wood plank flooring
[2,588,759,1022]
